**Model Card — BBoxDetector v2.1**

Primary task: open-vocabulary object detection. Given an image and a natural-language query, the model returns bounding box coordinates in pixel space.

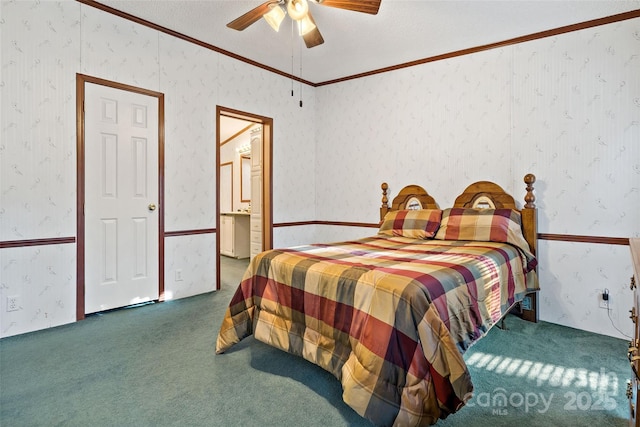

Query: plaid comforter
[216,236,538,426]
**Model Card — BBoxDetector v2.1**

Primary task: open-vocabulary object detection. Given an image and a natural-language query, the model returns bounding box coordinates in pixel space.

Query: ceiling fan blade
[302,12,324,48]
[227,1,277,31]
[316,0,381,15]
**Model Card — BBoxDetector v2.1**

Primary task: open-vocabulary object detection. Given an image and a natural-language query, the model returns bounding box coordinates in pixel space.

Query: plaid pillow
[378,209,442,239]
[434,208,531,252]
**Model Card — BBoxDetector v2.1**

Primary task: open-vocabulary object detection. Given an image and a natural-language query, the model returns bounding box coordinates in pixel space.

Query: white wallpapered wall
[0,1,638,340]
[164,233,216,302]
[0,1,316,337]
[1,1,82,337]
[510,24,639,338]
[0,245,77,337]
[1,1,80,241]
[314,19,640,339]
[159,32,218,233]
[315,49,515,222]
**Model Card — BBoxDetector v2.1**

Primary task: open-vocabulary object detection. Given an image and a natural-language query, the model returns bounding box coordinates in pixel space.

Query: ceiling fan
[227,0,381,48]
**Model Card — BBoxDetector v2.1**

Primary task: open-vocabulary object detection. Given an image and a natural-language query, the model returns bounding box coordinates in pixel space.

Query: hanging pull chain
[291,19,294,97]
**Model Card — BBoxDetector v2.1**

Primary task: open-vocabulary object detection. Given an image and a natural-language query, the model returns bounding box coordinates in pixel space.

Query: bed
[216,174,539,426]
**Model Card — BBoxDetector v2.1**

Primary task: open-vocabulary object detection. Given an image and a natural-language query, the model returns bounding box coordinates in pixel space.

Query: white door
[84,83,159,314]
[250,130,263,259]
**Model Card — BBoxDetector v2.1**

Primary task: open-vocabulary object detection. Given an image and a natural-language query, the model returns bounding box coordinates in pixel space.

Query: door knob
[148,203,157,211]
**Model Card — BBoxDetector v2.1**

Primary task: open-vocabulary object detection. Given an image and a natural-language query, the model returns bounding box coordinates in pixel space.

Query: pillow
[378,209,442,240]
[434,208,531,253]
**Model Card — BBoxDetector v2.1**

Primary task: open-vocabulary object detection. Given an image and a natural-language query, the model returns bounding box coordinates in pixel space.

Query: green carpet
[0,281,630,426]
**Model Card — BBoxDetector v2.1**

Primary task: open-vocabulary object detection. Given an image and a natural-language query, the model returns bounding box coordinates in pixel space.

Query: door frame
[76,74,165,320]
[216,106,273,290]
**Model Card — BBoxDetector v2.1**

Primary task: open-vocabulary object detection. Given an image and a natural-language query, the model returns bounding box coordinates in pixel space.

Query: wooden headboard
[379,183,438,220]
[379,174,539,322]
[380,174,537,257]
[452,174,538,257]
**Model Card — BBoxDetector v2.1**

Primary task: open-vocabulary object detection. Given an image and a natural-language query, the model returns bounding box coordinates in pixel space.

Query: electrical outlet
[598,290,611,309]
[175,269,183,282]
[6,295,19,312]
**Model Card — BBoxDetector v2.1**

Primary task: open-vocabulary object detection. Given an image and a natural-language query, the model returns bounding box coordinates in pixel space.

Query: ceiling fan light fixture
[298,14,316,36]
[263,4,286,32]
[287,0,309,21]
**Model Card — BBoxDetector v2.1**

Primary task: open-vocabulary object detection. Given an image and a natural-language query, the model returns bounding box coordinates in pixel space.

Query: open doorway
[216,106,272,290]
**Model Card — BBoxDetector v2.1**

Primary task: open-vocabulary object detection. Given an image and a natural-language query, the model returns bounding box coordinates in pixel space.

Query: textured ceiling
[94,1,640,84]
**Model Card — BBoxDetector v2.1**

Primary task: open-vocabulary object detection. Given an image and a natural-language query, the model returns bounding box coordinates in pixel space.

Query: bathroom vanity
[220,212,250,259]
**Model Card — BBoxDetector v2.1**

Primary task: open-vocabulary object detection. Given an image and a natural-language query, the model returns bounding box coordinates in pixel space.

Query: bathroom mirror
[240,155,251,202]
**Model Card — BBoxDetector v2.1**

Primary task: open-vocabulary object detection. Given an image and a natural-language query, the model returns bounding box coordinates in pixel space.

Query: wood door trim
[76,74,165,320]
